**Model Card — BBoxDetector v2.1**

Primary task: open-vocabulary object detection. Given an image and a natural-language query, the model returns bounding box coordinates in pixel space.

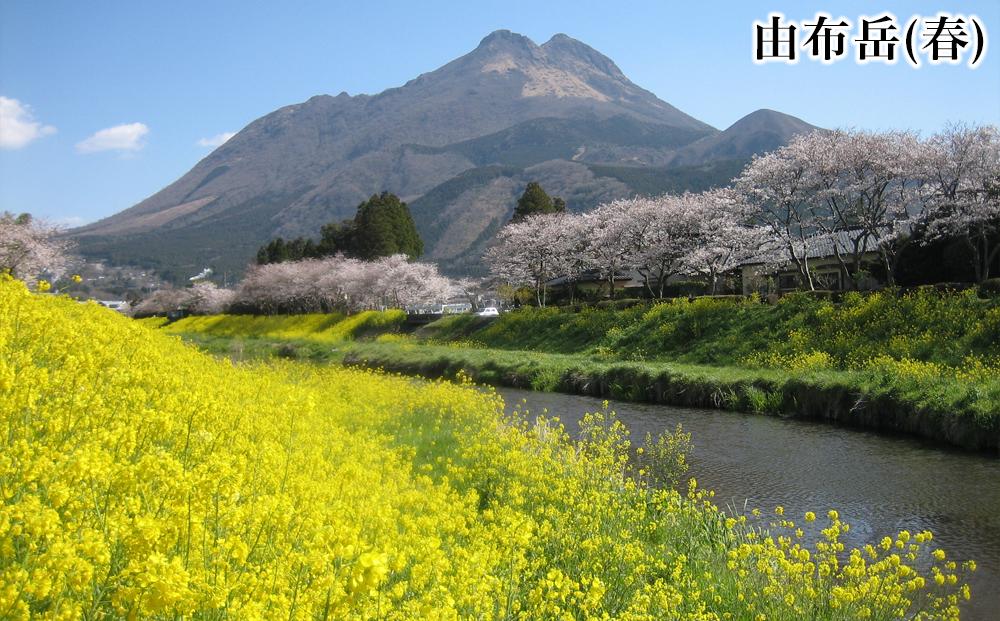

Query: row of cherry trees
[135,255,465,316]
[487,124,999,304]
[486,190,758,304]
[740,124,1000,288]
[231,254,461,314]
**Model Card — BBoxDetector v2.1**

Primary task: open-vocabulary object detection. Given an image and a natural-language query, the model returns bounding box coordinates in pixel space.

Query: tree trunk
[642,271,654,299]
[964,235,983,284]
[881,248,895,287]
[985,239,1000,282]
[787,239,814,291]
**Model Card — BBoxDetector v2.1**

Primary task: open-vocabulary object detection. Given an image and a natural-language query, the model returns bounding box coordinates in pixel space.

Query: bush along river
[495,387,1000,621]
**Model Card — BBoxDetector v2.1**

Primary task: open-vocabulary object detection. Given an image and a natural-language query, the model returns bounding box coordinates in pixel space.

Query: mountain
[71,31,816,281]
[664,109,819,168]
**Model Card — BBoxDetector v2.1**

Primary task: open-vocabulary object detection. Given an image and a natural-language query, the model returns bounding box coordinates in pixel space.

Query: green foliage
[741,385,784,414]
[351,192,424,260]
[317,220,358,257]
[511,181,565,222]
[638,424,692,490]
[255,236,319,264]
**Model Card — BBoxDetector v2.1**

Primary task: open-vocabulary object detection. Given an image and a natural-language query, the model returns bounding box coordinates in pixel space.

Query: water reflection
[497,387,1000,621]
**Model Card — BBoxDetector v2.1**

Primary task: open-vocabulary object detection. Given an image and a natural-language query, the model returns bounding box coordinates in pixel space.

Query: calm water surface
[496,387,1000,621]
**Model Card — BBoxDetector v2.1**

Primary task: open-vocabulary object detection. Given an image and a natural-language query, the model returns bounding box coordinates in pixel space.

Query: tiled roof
[742,229,883,267]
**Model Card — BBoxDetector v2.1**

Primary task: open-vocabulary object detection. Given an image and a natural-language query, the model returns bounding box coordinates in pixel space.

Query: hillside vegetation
[0,278,977,619]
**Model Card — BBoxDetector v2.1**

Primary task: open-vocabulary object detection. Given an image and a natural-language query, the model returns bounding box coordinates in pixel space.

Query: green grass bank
[150,288,1000,453]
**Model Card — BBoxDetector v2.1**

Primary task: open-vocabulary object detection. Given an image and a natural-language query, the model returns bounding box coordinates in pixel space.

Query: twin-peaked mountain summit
[73,30,817,279]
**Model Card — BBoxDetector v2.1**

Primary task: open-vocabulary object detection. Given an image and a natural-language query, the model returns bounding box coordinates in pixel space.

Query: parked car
[478,306,500,317]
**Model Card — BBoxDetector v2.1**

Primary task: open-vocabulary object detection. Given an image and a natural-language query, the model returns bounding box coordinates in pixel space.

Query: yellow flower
[0,278,975,620]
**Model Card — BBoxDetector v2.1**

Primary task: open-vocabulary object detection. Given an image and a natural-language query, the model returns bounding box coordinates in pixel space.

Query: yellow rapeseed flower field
[0,277,975,620]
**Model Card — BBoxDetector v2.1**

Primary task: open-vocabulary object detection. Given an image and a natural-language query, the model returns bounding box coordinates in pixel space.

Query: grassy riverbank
[149,288,1000,451]
[183,335,997,452]
[152,308,406,341]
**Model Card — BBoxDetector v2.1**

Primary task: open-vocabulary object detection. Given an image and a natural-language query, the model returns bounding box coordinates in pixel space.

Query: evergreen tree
[511,182,566,222]
[317,221,358,257]
[351,192,423,260]
[256,237,319,264]
[256,238,287,264]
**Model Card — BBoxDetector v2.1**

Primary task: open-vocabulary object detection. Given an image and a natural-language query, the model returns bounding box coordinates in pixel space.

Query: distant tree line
[256,192,423,264]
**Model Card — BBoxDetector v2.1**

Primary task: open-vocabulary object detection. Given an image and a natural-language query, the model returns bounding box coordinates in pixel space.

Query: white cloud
[197,131,236,148]
[76,122,149,154]
[0,96,57,150]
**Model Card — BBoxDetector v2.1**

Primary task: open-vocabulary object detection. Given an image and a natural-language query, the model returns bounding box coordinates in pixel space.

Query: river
[496,387,1000,621]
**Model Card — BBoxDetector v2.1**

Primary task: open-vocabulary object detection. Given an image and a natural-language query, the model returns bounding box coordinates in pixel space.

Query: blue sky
[1,0,997,226]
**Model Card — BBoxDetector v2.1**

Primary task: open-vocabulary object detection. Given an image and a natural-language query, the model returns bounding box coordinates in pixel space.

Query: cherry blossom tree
[793,129,923,287]
[132,288,192,317]
[629,195,702,298]
[186,282,236,315]
[0,212,73,283]
[735,149,819,290]
[919,124,1000,282]
[486,213,576,306]
[371,254,458,309]
[583,200,641,299]
[547,214,590,304]
[234,259,329,314]
[451,276,488,311]
[230,254,461,314]
[682,189,767,294]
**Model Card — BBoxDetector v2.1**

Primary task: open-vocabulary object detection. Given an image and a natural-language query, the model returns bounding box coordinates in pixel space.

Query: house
[545,270,638,299]
[740,230,885,295]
